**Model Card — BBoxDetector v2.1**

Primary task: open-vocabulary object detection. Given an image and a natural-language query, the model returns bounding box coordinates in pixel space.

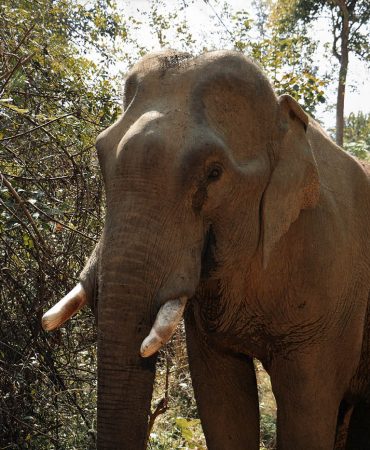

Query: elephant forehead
[118,108,193,150]
[117,110,165,154]
[102,112,229,194]
[97,105,186,160]
[112,110,205,182]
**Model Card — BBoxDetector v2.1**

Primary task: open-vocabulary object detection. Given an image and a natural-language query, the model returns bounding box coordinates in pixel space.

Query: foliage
[343,111,370,160]
[271,0,370,144]
[272,0,370,63]
[250,34,326,114]
[217,6,324,114]
[0,0,125,447]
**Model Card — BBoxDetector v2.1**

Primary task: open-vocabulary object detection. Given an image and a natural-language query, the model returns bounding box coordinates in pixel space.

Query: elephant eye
[207,165,223,182]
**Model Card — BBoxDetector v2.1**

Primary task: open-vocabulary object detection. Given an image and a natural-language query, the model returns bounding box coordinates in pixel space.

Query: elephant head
[42,50,319,448]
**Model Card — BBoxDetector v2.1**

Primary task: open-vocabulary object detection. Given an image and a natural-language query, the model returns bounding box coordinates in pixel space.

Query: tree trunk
[335,0,350,147]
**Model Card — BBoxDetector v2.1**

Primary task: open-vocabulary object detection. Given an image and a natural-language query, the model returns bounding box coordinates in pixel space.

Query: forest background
[1,0,370,449]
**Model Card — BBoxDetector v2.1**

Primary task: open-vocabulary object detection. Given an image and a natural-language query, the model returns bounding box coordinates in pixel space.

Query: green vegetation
[0,0,123,447]
[0,1,368,449]
[272,0,370,145]
[343,112,370,160]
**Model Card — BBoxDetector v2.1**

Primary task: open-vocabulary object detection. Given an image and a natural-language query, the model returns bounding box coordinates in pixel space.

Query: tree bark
[334,0,350,147]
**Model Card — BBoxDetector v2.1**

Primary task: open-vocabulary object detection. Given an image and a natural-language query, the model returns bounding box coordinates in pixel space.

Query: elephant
[42,50,370,450]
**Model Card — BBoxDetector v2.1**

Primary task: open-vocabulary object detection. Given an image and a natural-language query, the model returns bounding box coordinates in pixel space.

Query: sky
[117,0,370,129]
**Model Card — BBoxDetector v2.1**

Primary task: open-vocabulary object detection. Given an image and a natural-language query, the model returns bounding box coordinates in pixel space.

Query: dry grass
[255,362,277,450]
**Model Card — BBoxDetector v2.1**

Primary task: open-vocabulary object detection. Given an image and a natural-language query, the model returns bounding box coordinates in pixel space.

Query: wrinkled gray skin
[78,51,370,449]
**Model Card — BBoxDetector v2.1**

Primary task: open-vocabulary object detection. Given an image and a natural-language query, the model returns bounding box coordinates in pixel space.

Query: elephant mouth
[201,225,217,279]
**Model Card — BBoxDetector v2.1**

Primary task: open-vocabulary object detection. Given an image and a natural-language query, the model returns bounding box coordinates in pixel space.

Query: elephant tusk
[42,283,87,331]
[140,297,187,357]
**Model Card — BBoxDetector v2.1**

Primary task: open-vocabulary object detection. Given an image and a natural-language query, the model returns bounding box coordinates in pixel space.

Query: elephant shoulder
[358,159,370,178]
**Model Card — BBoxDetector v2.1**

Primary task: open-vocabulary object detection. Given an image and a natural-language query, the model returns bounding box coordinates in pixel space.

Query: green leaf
[2,103,29,114]
[175,417,201,443]
[23,233,34,249]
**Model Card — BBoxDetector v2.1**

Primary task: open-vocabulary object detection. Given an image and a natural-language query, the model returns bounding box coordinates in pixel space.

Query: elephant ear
[262,94,320,268]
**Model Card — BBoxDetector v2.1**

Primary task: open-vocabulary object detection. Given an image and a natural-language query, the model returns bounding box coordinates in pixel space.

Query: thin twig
[0,197,40,256]
[0,173,48,252]
[12,23,37,56]
[22,114,79,171]
[0,23,36,93]
[203,0,234,39]
[0,113,74,142]
[0,53,35,96]
[2,172,71,181]
[0,407,58,444]
[26,199,98,242]
[146,352,170,445]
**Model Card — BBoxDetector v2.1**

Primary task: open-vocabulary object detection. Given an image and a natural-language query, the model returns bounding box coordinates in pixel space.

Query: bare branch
[0,197,40,256]
[0,113,75,142]
[2,173,71,181]
[202,0,234,39]
[26,199,98,242]
[0,52,35,96]
[0,173,49,252]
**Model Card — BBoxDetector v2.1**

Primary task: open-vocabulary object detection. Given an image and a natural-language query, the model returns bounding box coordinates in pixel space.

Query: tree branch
[0,53,35,96]
[26,200,98,242]
[13,23,37,55]
[0,197,40,257]
[1,173,49,252]
[2,173,71,181]
[331,9,342,61]
[0,113,74,142]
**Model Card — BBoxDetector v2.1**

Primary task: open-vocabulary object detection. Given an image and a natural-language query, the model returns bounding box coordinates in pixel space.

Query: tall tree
[272,0,370,146]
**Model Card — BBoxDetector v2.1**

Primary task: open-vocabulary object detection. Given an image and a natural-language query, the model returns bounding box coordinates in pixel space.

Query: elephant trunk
[96,209,180,449]
[97,264,156,449]
[97,198,201,448]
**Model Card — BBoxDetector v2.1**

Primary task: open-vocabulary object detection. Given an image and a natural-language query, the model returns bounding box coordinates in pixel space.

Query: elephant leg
[184,307,260,450]
[270,357,341,450]
[345,402,370,449]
